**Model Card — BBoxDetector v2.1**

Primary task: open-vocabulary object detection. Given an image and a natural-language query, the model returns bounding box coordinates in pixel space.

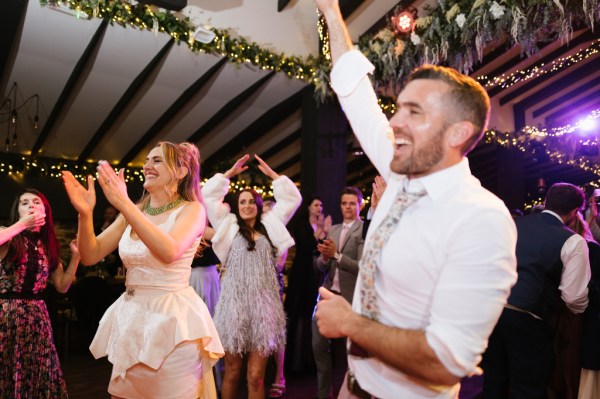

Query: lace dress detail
[213,233,286,356]
[0,232,68,398]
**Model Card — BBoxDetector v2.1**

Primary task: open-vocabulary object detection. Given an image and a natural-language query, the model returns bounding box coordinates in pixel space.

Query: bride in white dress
[62,141,223,399]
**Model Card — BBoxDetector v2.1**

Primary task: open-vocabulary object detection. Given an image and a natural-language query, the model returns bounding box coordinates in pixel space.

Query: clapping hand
[371,175,387,211]
[96,161,129,211]
[69,239,80,259]
[62,171,96,217]
[316,214,332,238]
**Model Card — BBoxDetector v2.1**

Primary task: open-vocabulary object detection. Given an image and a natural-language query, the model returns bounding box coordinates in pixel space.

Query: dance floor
[59,325,483,398]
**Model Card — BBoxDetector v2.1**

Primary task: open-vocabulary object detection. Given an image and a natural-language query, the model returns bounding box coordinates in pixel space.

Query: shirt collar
[542,209,565,225]
[343,220,356,229]
[398,158,473,202]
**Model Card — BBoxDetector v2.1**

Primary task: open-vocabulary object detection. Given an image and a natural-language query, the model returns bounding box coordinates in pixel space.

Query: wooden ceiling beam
[187,71,275,144]
[203,89,303,168]
[78,39,175,162]
[118,57,228,168]
[31,19,109,156]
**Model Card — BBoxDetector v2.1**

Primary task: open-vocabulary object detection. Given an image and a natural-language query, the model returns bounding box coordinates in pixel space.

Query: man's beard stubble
[390,127,446,176]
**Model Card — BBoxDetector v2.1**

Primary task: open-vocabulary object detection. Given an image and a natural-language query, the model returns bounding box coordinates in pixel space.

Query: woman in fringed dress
[202,154,301,399]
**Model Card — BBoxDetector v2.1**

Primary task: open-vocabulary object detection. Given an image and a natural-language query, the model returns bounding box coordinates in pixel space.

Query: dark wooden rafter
[545,96,600,126]
[78,39,175,162]
[277,0,292,12]
[259,128,301,160]
[348,167,377,188]
[203,89,303,167]
[512,56,600,130]
[492,30,598,100]
[274,153,300,172]
[532,75,600,118]
[0,0,28,90]
[31,19,109,156]
[340,0,366,19]
[472,28,595,79]
[118,57,228,168]
[187,71,276,143]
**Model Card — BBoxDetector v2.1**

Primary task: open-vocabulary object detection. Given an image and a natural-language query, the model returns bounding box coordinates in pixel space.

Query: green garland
[331,0,600,103]
[41,0,323,82]
[41,1,600,103]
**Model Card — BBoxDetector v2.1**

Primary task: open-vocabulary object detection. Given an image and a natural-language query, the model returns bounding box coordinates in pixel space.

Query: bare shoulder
[177,201,205,218]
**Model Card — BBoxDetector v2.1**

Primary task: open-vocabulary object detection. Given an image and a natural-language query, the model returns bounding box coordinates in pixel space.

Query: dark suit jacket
[316,219,364,303]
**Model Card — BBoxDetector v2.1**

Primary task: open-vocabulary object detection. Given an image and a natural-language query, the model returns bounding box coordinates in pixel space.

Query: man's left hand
[315,287,355,338]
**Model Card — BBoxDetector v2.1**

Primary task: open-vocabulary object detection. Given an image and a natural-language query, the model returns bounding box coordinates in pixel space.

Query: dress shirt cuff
[334,252,342,262]
[330,50,375,97]
[366,207,375,220]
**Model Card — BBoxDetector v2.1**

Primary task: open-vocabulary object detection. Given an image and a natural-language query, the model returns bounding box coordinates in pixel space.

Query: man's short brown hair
[408,65,490,155]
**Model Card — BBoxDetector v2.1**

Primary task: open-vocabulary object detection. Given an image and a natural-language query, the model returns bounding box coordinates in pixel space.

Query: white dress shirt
[540,210,590,313]
[331,50,518,399]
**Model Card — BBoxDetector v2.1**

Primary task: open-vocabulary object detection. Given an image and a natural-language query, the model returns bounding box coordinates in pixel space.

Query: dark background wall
[0,173,144,224]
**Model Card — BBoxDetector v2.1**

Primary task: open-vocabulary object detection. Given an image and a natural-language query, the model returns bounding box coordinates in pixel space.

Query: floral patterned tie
[359,187,426,320]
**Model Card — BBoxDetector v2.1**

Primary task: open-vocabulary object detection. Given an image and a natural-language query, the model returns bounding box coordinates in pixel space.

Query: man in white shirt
[313,1,518,398]
[313,187,364,399]
[482,182,590,398]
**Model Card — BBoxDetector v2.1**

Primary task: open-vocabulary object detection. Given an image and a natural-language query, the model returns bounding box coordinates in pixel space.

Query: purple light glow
[580,117,597,132]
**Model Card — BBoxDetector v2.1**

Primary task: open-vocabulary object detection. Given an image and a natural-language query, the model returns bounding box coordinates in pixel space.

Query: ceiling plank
[260,128,301,160]
[512,56,600,130]
[118,57,228,168]
[277,0,292,12]
[341,0,366,19]
[532,75,600,118]
[273,153,300,172]
[0,0,28,91]
[31,19,109,156]
[546,96,600,126]
[474,29,596,82]
[203,90,303,168]
[498,33,600,104]
[187,71,276,144]
[78,38,175,163]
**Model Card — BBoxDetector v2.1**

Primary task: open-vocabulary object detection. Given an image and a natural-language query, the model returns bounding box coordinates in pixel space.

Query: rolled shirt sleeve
[560,234,591,313]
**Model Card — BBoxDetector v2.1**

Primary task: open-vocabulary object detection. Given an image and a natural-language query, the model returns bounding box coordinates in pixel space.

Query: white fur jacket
[202,173,301,264]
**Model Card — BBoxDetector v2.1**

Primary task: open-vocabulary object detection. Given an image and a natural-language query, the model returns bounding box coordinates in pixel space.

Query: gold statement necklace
[143,197,185,216]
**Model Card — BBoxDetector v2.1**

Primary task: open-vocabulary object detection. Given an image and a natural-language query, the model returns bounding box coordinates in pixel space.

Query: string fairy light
[477,39,600,90]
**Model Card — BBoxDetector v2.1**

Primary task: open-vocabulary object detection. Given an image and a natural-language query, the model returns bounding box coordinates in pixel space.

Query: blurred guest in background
[0,188,80,398]
[285,194,331,374]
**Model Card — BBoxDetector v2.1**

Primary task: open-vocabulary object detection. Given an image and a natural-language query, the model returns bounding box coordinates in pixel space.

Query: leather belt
[347,372,379,399]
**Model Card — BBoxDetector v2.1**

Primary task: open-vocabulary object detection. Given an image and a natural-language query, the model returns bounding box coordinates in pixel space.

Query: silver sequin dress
[213,233,286,356]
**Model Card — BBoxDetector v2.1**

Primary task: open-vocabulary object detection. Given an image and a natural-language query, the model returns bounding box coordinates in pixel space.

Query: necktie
[359,187,426,320]
[339,224,350,251]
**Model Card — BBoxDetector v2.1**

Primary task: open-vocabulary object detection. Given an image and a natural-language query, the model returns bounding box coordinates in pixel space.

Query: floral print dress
[0,231,68,398]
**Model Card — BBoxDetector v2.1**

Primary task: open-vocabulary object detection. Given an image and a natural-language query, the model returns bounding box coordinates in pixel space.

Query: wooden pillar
[300,87,349,223]
[496,146,525,211]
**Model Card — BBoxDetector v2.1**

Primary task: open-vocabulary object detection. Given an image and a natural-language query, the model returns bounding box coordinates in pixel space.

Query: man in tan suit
[312,186,364,399]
